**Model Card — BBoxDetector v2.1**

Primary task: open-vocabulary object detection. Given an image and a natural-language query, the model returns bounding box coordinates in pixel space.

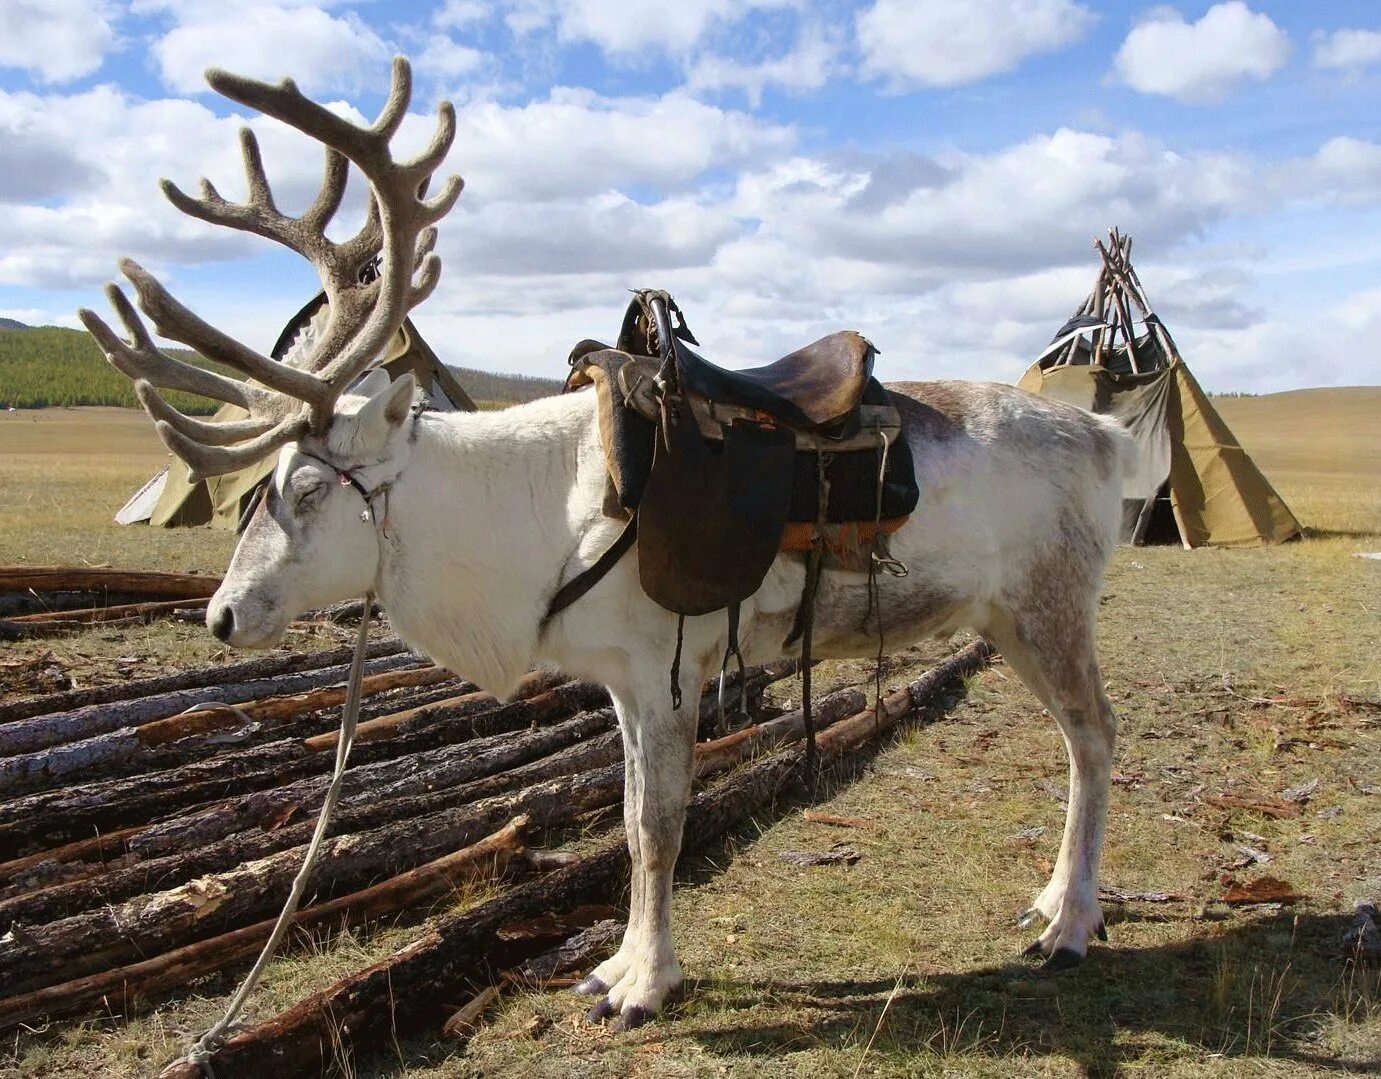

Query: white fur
[209,374,1135,1025]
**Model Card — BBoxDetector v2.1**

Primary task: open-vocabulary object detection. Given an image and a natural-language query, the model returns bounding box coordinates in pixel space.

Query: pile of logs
[0,566,224,640]
[0,628,992,1076]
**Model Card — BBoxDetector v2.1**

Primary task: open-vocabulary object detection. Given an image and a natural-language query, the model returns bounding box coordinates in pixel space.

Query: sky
[0,0,1378,393]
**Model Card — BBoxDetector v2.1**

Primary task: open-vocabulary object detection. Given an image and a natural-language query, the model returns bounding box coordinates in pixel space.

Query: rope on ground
[180,591,374,1078]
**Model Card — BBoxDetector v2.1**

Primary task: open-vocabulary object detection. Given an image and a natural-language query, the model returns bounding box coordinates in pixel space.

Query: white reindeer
[83,59,1135,1029]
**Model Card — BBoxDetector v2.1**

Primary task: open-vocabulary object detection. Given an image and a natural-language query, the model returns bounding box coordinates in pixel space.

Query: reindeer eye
[295,481,328,510]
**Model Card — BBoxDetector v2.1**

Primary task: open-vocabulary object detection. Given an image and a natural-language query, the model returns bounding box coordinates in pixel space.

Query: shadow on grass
[683,911,1380,1077]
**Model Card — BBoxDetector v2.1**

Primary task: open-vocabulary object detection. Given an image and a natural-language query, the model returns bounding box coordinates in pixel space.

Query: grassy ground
[2,390,1379,1078]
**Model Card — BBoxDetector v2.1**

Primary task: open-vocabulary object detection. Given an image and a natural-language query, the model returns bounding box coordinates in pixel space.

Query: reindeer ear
[351,366,392,400]
[354,371,416,448]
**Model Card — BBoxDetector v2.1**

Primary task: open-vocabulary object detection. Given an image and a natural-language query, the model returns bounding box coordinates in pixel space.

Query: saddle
[546,291,918,750]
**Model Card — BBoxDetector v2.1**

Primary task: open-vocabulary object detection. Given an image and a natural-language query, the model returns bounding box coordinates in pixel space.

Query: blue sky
[0,0,1378,391]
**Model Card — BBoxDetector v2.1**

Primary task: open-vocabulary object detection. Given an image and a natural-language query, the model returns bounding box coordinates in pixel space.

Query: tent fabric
[1018,357,1301,548]
[1018,228,1300,549]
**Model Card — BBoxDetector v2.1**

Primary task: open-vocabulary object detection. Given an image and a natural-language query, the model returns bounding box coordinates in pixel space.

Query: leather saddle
[561,291,914,619]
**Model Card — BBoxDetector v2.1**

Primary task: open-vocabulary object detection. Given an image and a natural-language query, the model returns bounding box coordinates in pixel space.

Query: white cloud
[433,0,488,30]
[1112,2,1290,104]
[1312,28,1381,72]
[505,0,796,57]
[685,25,837,106]
[416,36,489,81]
[1277,136,1381,206]
[726,131,1256,281]
[856,0,1094,89]
[445,89,796,203]
[152,5,391,95]
[0,0,115,84]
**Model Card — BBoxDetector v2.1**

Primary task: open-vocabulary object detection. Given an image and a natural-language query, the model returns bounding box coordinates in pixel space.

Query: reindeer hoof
[1041,947,1084,974]
[1017,907,1043,929]
[1022,938,1046,958]
[573,975,607,997]
[614,1004,652,1031]
[1096,921,1108,942]
[585,997,616,1023]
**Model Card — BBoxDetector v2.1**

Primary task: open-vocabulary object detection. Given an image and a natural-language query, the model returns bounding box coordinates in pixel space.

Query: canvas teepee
[1017,229,1300,548]
[117,289,475,529]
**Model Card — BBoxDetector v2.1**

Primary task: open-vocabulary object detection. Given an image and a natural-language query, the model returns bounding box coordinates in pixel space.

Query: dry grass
[2,393,1379,1078]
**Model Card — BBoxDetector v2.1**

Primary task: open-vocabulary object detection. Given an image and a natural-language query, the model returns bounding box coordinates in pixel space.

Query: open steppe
[1,386,1378,1077]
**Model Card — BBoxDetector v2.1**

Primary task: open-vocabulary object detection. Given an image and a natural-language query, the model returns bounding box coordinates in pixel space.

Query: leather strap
[540,512,639,633]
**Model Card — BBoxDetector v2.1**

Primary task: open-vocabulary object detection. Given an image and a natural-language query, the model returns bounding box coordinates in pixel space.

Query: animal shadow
[686,912,1380,1077]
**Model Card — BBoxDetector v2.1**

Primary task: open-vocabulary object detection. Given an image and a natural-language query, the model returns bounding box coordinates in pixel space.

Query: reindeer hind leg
[987,598,1117,971]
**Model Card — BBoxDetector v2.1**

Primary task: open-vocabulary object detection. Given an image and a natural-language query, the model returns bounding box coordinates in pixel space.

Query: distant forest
[0,326,224,412]
[0,325,561,410]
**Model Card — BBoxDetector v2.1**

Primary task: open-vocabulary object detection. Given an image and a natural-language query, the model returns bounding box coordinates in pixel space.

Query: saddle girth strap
[540,512,639,634]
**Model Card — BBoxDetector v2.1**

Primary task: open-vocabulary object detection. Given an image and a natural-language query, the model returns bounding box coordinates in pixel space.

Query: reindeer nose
[210,605,235,642]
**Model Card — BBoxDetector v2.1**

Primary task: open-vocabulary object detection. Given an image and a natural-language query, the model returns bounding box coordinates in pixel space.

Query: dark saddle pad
[568,291,918,617]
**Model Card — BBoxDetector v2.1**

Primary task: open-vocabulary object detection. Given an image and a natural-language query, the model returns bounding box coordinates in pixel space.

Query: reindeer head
[80,57,462,647]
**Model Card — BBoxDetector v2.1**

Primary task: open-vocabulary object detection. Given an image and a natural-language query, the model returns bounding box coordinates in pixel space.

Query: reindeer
[82,58,1136,1030]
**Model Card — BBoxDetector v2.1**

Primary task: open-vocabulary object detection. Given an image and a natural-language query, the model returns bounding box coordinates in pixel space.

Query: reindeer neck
[373,392,595,696]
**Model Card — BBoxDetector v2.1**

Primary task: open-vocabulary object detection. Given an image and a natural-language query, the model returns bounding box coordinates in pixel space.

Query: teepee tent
[1017,230,1300,548]
[117,290,475,529]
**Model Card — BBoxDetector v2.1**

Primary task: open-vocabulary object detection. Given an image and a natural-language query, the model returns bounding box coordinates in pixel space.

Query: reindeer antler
[78,56,462,480]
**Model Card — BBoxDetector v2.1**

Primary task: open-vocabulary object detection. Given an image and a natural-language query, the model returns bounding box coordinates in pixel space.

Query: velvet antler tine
[119,259,329,406]
[88,55,464,472]
[371,57,412,140]
[408,253,442,309]
[237,127,275,210]
[401,101,456,185]
[414,226,437,263]
[135,381,278,444]
[156,414,306,484]
[79,293,254,411]
[421,174,464,227]
[303,147,349,230]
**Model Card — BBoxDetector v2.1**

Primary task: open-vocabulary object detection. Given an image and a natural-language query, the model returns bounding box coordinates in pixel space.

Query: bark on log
[0,659,442,796]
[0,640,407,726]
[0,765,626,994]
[0,708,621,929]
[0,566,221,598]
[149,640,991,1079]
[0,662,839,992]
[3,597,210,625]
[0,652,425,759]
[0,681,602,866]
[0,666,793,914]
[0,819,530,1034]
[0,663,777,898]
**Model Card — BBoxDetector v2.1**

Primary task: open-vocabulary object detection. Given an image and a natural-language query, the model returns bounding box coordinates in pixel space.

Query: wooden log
[0,681,605,861]
[0,764,627,994]
[0,615,157,641]
[514,918,622,983]
[0,652,425,759]
[0,640,408,726]
[0,663,840,989]
[0,566,221,598]
[0,665,792,912]
[0,659,441,796]
[150,640,992,1078]
[4,597,211,625]
[441,986,502,1039]
[303,667,565,752]
[0,707,622,929]
[0,818,530,1035]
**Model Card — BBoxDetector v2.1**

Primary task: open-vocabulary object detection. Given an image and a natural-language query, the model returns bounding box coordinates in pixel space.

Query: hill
[445,365,561,404]
[0,325,223,413]
[0,325,560,411]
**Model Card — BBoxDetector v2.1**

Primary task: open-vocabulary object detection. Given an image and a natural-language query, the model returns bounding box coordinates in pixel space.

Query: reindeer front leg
[575,683,698,1029]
